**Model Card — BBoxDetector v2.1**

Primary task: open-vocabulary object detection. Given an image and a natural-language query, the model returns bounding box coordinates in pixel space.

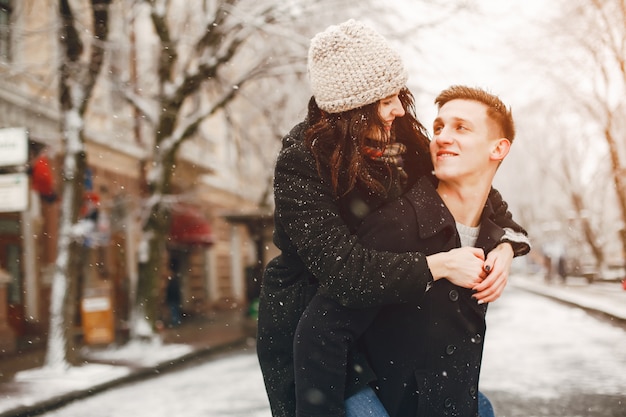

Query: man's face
[430,99,500,184]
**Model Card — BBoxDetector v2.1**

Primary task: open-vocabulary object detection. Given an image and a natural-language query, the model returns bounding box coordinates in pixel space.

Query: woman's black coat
[256,121,529,417]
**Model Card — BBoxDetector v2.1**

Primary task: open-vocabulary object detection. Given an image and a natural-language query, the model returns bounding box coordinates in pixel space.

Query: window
[0,0,11,62]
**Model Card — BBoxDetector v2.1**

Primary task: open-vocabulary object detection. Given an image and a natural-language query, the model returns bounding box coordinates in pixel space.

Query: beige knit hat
[307,19,408,114]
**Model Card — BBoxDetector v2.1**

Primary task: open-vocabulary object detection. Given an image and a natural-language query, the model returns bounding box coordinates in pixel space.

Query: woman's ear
[490,138,511,162]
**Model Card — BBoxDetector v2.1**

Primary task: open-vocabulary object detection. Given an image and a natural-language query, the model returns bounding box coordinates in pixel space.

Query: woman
[256,20,529,417]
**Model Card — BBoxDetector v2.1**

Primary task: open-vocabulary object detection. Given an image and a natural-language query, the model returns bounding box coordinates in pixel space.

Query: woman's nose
[392,98,405,117]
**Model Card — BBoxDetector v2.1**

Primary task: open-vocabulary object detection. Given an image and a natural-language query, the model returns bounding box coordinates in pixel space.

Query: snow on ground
[481,288,626,399]
[82,339,194,366]
[1,284,625,417]
[5,365,131,409]
[39,350,270,417]
[0,341,193,414]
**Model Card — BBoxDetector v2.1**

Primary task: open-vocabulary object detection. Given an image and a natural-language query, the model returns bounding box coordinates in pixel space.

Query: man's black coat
[358,176,505,417]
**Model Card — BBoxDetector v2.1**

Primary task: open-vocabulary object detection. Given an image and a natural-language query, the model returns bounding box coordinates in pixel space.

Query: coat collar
[405,176,505,253]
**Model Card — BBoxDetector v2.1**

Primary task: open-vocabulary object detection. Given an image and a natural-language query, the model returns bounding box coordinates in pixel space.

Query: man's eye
[433,126,442,134]
[457,125,466,131]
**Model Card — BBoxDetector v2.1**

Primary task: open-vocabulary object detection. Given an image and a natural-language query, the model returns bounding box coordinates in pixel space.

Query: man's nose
[435,127,453,144]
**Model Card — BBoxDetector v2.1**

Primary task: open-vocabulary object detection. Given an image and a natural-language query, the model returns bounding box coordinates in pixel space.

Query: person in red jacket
[30,150,57,202]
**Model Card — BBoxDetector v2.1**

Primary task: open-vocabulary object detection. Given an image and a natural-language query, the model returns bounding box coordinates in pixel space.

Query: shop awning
[169,204,214,247]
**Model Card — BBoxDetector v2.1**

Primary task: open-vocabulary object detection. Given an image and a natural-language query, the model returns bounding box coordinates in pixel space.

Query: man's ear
[490,138,511,161]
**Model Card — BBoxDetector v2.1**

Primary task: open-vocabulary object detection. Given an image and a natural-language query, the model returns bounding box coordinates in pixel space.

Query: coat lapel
[405,177,457,244]
[405,176,505,254]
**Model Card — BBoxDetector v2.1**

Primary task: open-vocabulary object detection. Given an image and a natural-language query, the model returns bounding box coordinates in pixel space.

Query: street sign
[81,284,115,345]
[0,173,28,213]
[0,127,28,167]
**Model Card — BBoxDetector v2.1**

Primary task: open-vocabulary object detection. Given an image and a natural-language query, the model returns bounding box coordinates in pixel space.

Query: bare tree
[46,0,111,369]
[491,0,626,272]
[549,0,626,267]
[124,0,370,338]
[116,0,481,338]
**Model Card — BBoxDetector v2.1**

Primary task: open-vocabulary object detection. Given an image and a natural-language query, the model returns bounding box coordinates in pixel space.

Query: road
[40,286,626,417]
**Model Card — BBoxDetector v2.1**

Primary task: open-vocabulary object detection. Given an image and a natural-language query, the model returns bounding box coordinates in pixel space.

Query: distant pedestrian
[558,256,567,284]
[544,253,553,283]
[166,259,183,327]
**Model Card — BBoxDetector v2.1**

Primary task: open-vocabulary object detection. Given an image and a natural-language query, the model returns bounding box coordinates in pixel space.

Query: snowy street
[37,285,626,417]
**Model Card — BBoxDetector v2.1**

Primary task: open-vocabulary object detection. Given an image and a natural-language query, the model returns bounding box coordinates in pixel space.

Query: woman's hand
[427,247,487,289]
[472,242,514,304]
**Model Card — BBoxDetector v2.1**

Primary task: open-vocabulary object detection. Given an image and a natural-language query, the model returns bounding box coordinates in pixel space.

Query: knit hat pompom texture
[308,19,408,114]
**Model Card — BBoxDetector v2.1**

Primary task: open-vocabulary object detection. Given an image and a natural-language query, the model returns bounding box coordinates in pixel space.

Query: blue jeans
[345,387,389,417]
[345,387,496,417]
[478,391,495,417]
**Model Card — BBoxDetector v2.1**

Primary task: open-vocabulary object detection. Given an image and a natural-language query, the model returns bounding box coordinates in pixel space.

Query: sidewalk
[511,273,626,325]
[1,276,625,417]
[0,309,256,417]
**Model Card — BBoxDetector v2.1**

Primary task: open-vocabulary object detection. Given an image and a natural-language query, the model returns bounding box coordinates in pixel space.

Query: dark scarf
[362,141,408,185]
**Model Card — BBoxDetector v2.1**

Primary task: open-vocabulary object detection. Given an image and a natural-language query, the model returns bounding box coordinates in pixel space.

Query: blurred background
[0,0,623,369]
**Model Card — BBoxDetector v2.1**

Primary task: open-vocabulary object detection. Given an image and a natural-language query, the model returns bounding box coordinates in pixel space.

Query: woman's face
[368,92,405,141]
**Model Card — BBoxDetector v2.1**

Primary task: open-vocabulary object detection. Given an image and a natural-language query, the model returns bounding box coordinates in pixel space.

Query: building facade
[0,0,277,353]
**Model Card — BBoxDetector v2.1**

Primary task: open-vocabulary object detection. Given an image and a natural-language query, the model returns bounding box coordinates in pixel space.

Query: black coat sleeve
[273,137,432,309]
[488,187,531,256]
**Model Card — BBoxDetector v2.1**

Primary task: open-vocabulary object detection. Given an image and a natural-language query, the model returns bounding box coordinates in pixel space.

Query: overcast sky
[390,0,560,124]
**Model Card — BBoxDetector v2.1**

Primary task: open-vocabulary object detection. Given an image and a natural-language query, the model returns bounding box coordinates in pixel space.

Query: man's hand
[472,242,514,304]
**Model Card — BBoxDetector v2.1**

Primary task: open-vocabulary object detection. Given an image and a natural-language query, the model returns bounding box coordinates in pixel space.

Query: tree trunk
[134,206,168,338]
[45,148,87,369]
[604,126,626,266]
[132,149,176,338]
[46,0,111,369]
[571,192,605,269]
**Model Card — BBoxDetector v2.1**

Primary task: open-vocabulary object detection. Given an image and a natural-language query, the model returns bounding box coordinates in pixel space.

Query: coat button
[448,290,459,301]
[444,398,453,408]
[471,333,483,344]
[446,344,456,355]
[469,386,477,397]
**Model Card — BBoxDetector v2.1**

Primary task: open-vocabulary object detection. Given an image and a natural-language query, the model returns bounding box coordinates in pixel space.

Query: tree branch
[80,0,112,115]
[148,0,178,84]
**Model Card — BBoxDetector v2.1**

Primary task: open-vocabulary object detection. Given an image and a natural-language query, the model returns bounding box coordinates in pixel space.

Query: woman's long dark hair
[305,88,431,197]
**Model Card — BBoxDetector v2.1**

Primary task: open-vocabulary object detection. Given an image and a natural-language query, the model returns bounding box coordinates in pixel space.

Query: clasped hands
[426,243,514,304]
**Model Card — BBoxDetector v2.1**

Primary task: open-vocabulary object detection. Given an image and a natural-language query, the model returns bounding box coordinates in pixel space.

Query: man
[357,85,518,416]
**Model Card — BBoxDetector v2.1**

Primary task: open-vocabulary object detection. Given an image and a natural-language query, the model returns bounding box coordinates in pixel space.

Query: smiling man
[430,87,513,229]
[355,85,519,417]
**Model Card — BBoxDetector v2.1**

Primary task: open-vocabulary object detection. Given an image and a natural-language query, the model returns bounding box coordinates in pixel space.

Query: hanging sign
[0,173,29,212]
[0,127,28,167]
